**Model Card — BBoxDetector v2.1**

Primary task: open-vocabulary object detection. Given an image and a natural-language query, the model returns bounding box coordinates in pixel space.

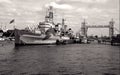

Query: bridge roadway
[86,25,110,28]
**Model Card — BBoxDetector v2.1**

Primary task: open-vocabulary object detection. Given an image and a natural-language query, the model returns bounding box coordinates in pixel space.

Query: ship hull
[14,29,60,46]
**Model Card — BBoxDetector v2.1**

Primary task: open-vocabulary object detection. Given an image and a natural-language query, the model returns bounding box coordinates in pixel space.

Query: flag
[9,19,15,24]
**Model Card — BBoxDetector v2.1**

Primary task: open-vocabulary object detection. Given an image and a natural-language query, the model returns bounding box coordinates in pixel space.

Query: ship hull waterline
[14,29,62,46]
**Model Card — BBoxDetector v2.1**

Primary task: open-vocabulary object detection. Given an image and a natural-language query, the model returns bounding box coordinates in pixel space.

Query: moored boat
[14,6,75,46]
[14,29,61,45]
[0,28,3,37]
[0,29,5,41]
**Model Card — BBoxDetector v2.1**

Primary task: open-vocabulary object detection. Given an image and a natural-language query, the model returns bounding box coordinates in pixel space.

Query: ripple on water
[0,42,119,75]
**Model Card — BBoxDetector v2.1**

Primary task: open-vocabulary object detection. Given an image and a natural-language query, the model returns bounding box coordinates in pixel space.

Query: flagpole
[13,19,15,29]
[13,21,15,29]
[9,19,15,29]
[9,19,15,38]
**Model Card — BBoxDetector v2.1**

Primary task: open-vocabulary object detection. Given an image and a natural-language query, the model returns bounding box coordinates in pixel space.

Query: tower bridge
[81,19,114,38]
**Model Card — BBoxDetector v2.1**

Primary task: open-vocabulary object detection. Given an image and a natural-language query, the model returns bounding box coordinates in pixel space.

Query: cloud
[0,0,119,34]
[26,20,35,23]
[64,14,75,18]
[45,2,74,10]
[22,5,42,12]
[81,0,108,3]
[9,5,43,16]
[76,7,102,13]
[56,0,61,2]
[76,7,110,21]
[69,0,108,3]
[0,0,12,3]
[82,16,88,19]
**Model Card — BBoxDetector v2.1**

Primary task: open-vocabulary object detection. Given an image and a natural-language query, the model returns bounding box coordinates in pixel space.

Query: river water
[0,41,120,75]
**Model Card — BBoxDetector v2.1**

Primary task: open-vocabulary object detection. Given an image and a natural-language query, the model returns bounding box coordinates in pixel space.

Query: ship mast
[45,6,54,23]
[62,18,67,32]
[62,18,65,29]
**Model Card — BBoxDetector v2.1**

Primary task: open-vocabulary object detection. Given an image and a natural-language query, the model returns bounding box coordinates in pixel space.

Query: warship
[14,6,74,46]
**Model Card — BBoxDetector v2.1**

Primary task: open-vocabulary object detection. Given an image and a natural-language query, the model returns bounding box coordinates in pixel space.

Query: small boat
[0,29,3,37]
[111,34,120,45]
[0,38,5,41]
[0,29,5,41]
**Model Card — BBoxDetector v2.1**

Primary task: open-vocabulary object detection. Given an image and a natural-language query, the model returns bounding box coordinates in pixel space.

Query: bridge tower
[109,19,114,38]
[81,19,87,37]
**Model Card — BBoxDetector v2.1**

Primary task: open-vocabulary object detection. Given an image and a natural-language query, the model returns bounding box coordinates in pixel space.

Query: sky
[0,0,119,36]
